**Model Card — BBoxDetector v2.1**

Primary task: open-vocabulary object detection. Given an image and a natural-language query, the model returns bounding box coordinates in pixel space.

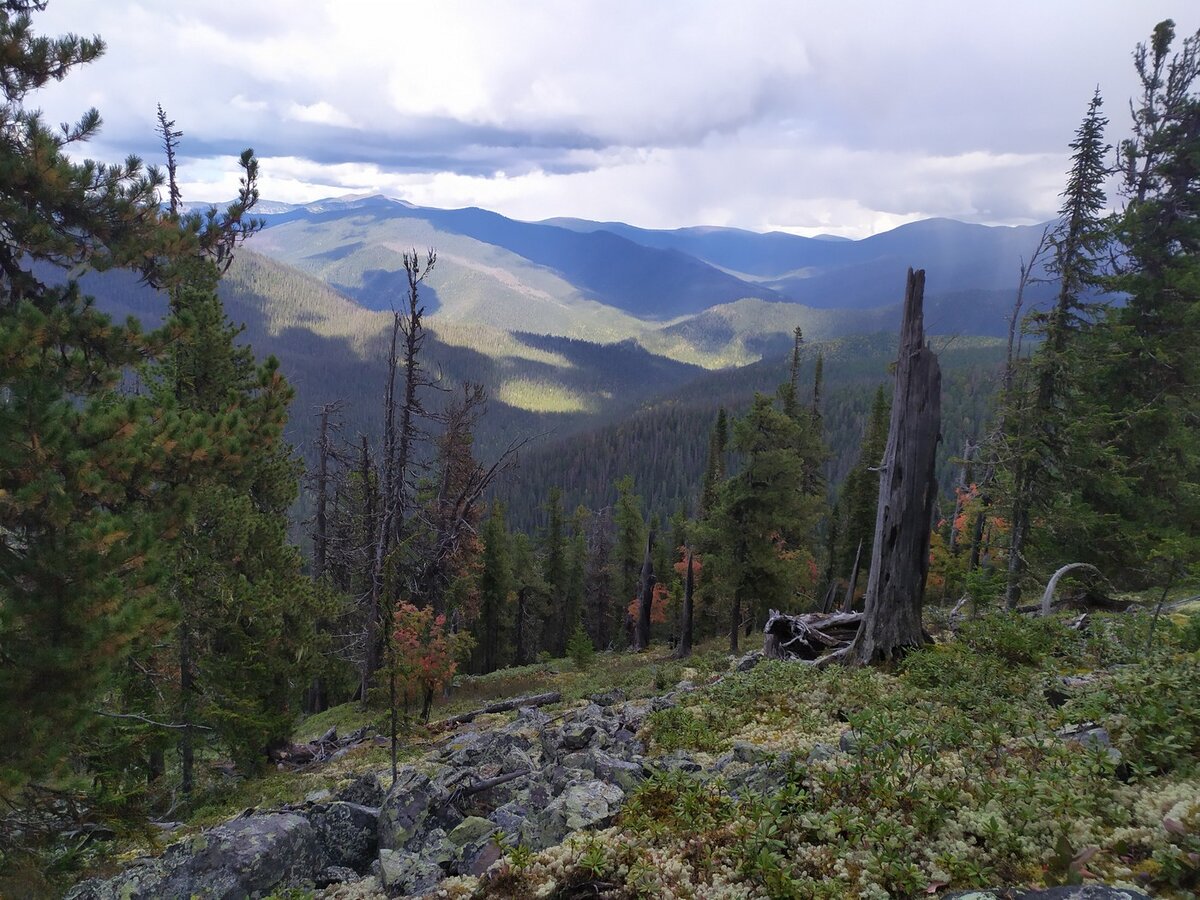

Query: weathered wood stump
[763,609,863,660]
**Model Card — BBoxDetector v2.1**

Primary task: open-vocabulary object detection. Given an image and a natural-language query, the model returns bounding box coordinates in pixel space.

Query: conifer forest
[1,3,1199,898]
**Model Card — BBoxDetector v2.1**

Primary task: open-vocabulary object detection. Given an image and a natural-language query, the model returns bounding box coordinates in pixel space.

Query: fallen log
[763,609,863,661]
[439,691,562,727]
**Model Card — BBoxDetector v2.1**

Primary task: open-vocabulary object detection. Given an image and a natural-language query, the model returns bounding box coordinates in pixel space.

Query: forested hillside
[2,6,1198,900]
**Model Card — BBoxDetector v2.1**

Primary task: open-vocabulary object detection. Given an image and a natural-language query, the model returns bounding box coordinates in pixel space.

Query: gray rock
[676,679,697,692]
[737,650,764,672]
[309,801,378,872]
[560,722,600,751]
[378,767,446,851]
[448,816,502,877]
[839,728,862,753]
[515,706,551,727]
[731,740,769,764]
[1059,723,1122,764]
[523,780,624,849]
[589,750,647,792]
[488,801,528,834]
[806,742,838,764]
[612,728,644,753]
[589,689,627,707]
[656,749,702,773]
[378,847,444,896]
[619,699,654,731]
[65,813,320,900]
[315,865,360,887]
[336,772,386,808]
[651,693,679,712]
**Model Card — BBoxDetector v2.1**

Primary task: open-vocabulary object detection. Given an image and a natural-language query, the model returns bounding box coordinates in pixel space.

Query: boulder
[335,772,386,808]
[588,750,646,792]
[560,722,601,752]
[314,865,359,888]
[378,847,443,896]
[65,813,320,900]
[523,780,624,849]
[309,801,378,872]
[378,766,454,851]
[737,650,764,672]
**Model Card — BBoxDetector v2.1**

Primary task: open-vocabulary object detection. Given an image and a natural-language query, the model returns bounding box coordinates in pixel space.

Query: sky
[31,1,1200,238]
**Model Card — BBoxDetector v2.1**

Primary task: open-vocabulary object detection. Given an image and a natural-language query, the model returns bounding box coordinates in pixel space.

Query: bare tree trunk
[849,269,942,666]
[675,548,695,659]
[841,539,863,613]
[634,530,655,651]
[1040,563,1102,616]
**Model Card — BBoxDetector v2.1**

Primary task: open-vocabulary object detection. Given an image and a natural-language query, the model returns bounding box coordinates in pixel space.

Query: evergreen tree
[1073,21,1200,586]
[0,3,212,786]
[477,502,512,673]
[706,395,823,652]
[837,385,889,600]
[1003,90,1110,606]
[612,474,646,633]
[699,408,729,517]
[541,487,568,654]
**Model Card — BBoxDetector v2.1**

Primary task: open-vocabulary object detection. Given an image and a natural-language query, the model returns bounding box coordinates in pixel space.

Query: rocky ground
[66,641,1175,900]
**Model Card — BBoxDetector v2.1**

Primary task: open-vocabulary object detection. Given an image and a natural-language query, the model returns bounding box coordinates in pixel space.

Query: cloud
[28,0,1200,235]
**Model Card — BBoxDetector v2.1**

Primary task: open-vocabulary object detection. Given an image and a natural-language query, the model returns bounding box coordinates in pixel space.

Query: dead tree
[674,548,695,659]
[841,539,863,613]
[1040,563,1102,616]
[847,269,942,665]
[311,400,347,581]
[634,529,655,651]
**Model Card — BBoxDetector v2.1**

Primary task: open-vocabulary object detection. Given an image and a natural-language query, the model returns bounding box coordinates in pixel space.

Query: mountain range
[82,194,1050,525]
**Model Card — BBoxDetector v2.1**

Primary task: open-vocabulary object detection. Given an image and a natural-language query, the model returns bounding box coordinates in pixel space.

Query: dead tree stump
[848,268,942,665]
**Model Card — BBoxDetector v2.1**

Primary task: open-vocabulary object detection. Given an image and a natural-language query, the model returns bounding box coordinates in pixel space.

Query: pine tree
[0,4,209,786]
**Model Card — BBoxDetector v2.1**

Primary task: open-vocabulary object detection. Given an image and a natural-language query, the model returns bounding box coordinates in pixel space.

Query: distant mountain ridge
[237,193,1054,367]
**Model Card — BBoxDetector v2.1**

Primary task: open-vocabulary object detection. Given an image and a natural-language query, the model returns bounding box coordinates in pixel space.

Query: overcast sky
[31,1,1200,237]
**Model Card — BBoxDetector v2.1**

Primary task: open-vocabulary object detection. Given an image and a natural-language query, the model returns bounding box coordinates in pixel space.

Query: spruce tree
[706,395,823,652]
[1002,90,1109,606]
[1074,21,1200,586]
[477,501,512,673]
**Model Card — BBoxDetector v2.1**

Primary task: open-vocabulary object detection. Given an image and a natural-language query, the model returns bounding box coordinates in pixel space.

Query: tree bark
[675,548,695,659]
[848,269,942,665]
[841,539,863,613]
